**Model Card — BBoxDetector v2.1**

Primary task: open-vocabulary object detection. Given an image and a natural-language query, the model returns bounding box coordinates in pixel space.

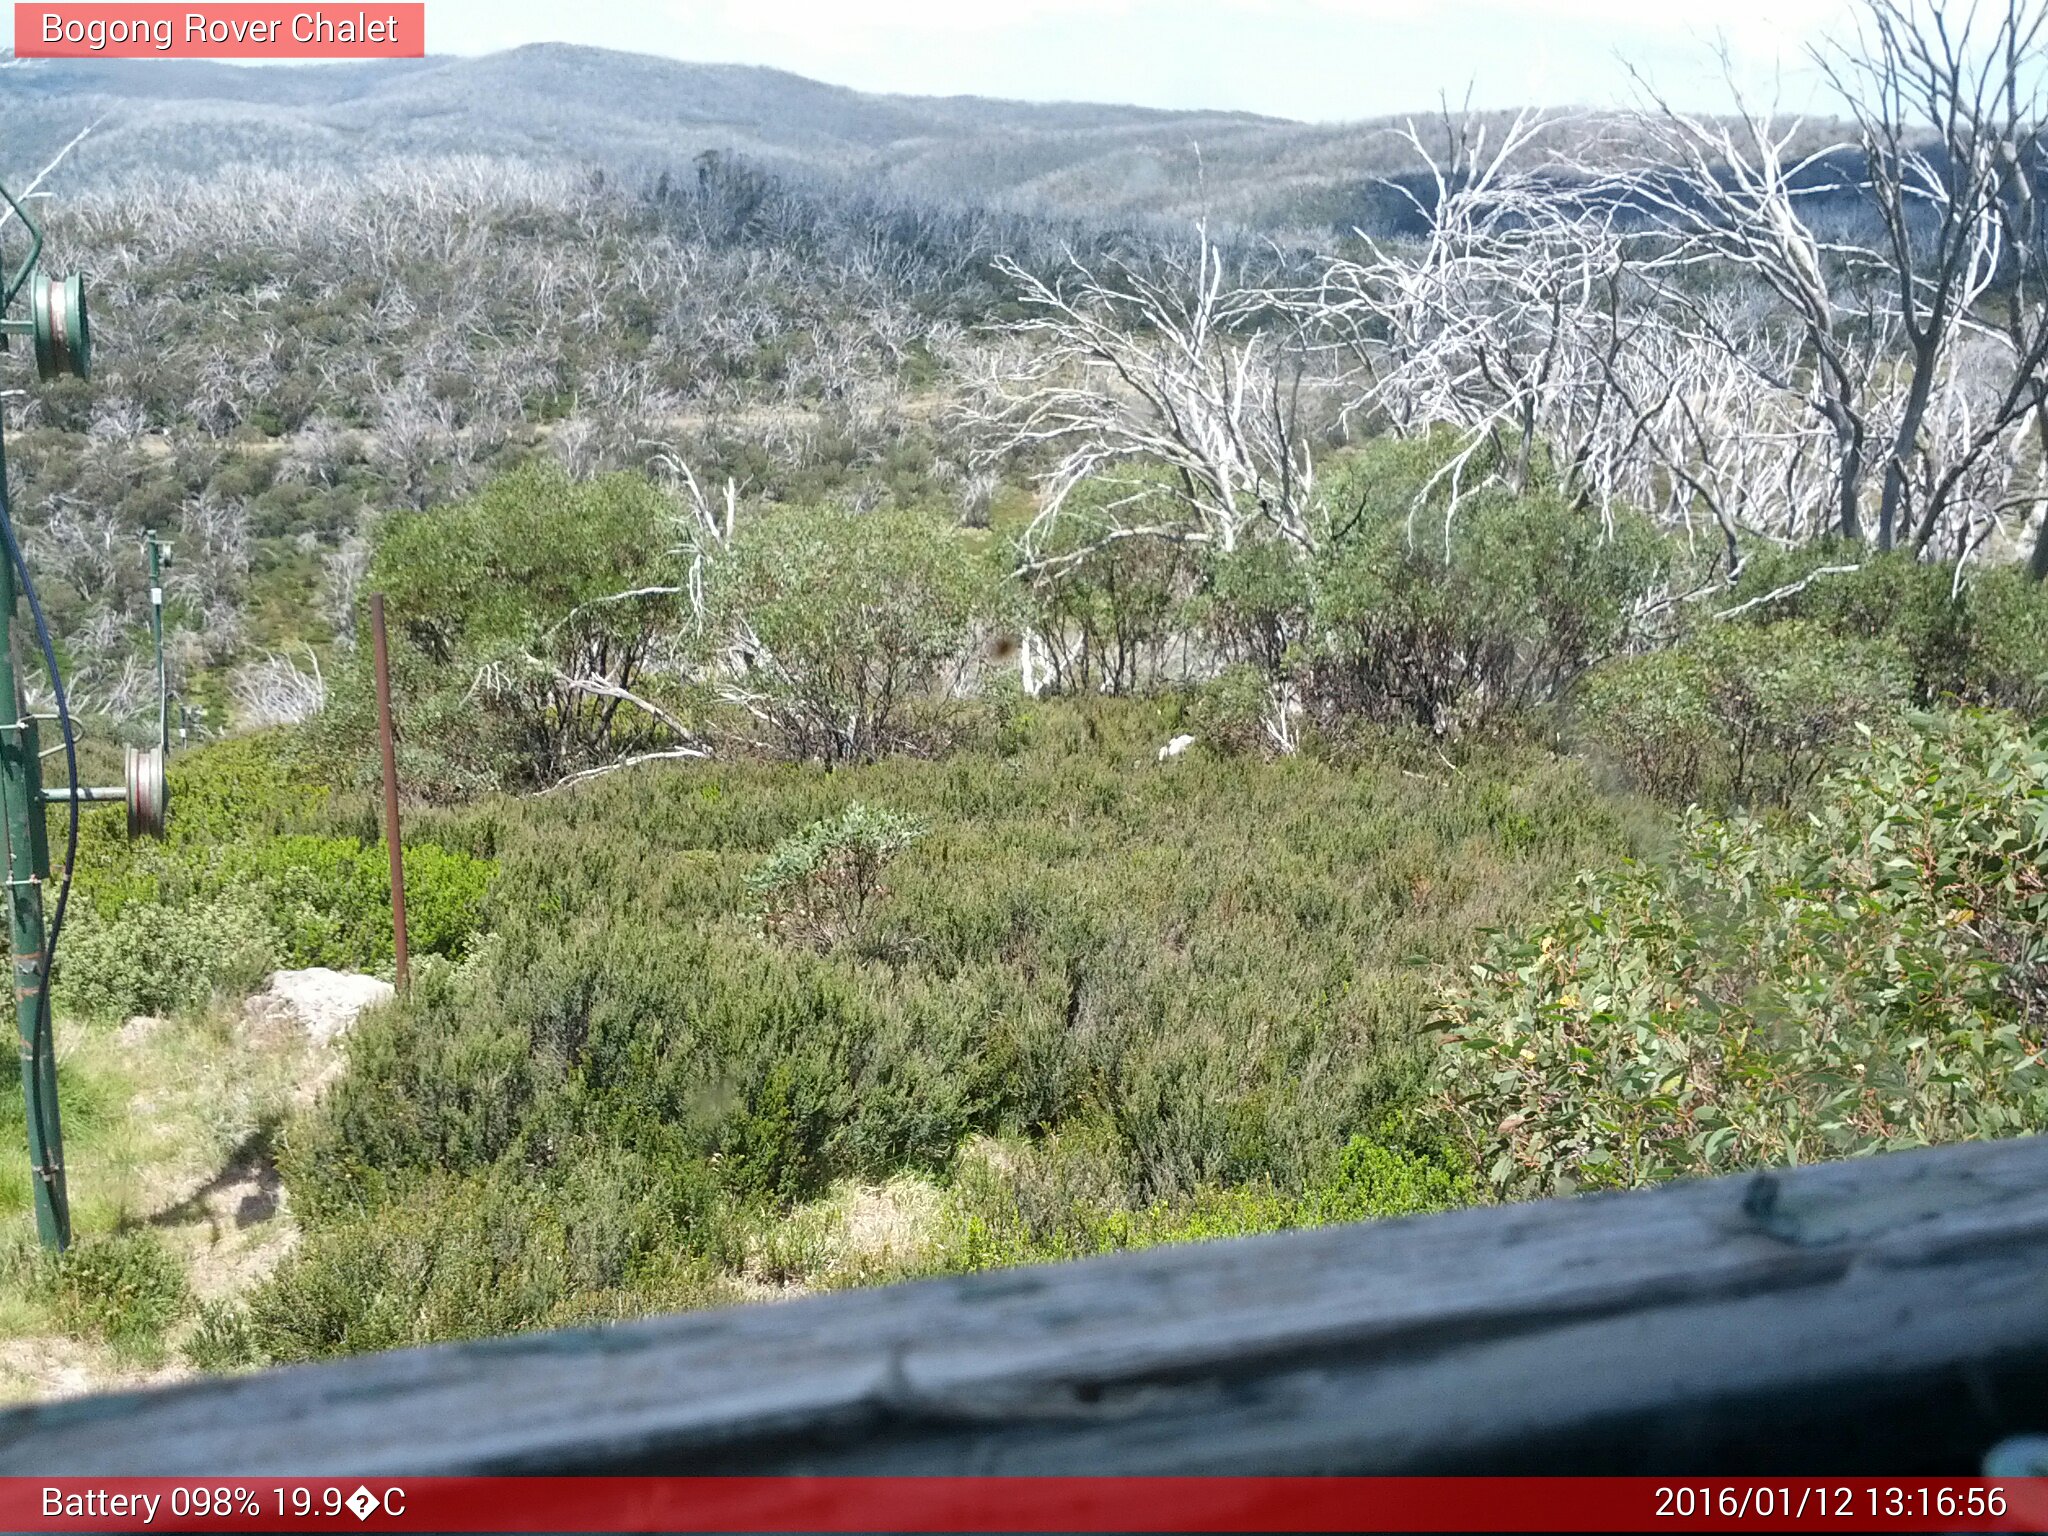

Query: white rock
[241,968,395,1049]
[1157,733,1197,762]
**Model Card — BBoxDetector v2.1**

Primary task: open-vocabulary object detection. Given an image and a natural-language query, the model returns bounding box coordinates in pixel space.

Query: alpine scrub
[1441,710,2048,1197]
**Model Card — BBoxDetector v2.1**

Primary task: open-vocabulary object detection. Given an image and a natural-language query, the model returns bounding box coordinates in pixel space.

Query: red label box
[7,1477,2048,1533]
[13,5,425,58]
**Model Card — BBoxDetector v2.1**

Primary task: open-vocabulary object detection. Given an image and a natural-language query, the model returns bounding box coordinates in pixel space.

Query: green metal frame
[146,532,168,753]
[0,420,67,1250]
[0,175,138,1251]
[0,175,69,1249]
[0,183,44,312]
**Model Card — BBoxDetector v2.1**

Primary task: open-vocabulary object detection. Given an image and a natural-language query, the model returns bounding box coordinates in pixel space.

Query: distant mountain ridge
[0,42,1494,228]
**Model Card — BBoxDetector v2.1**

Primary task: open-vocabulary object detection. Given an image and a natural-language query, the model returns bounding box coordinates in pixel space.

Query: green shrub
[1957,566,2048,717]
[1441,709,2048,1198]
[56,897,278,1019]
[65,731,329,925]
[1198,538,1313,686]
[1720,547,1965,668]
[1306,445,1668,734]
[156,731,332,845]
[274,703,1639,1346]
[1718,548,2048,716]
[248,1153,739,1362]
[278,959,538,1216]
[183,1299,258,1372]
[1307,1132,1477,1222]
[747,803,927,953]
[924,1128,1476,1273]
[712,506,1001,762]
[43,1231,190,1362]
[215,834,493,970]
[1185,664,1280,756]
[56,736,496,1017]
[309,465,694,796]
[1576,621,1912,806]
[59,830,490,1018]
[1017,472,1193,696]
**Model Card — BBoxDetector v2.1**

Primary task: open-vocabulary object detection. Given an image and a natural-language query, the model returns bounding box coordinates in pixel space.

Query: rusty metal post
[369,594,410,992]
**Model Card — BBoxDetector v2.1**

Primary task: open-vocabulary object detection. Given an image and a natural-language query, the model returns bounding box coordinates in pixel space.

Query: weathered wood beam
[4,1136,2046,1475]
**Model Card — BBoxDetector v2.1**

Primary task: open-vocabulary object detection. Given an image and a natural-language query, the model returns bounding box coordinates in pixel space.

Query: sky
[2,1,1860,120]
[386,0,1859,119]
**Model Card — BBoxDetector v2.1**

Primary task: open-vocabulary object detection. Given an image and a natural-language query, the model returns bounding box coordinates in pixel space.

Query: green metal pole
[146,532,166,754]
[0,414,66,1250]
[19,716,63,1249]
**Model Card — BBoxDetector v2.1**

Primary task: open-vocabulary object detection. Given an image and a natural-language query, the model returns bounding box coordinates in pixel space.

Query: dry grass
[0,996,324,1398]
[741,1176,945,1293]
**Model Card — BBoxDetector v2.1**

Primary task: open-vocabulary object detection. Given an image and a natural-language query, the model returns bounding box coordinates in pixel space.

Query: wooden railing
[3,1135,2045,1475]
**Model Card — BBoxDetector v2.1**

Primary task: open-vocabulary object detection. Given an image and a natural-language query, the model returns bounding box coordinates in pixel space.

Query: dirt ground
[0,970,393,1404]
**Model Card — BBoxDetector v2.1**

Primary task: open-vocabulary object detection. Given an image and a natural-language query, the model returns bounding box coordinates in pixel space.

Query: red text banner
[14,5,425,58]
[5,1477,2048,1532]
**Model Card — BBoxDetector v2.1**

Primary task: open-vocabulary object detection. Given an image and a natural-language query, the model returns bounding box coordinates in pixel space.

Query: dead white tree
[230,647,327,728]
[0,115,105,238]
[1298,107,1743,565]
[1628,3,2048,559]
[972,229,1327,573]
[1627,78,1882,546]
[1819,0,2048,554]
[1306,110,1615,506]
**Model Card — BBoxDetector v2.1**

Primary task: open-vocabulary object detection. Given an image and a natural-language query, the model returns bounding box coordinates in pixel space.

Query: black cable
[0,462,79,1222]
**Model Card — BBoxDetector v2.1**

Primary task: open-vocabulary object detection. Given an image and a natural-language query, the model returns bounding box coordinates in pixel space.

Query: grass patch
[0,1000,313,1387]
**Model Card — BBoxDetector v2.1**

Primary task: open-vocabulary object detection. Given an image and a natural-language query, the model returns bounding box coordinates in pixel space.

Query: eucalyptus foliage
[313,466,693,796]
[1442,710,2048,1197]
[712,506,1001,763]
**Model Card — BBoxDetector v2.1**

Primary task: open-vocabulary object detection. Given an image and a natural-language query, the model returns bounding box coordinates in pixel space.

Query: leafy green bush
[1310,1131,1478,1222]
[1198,539,1313,687]
[215,835,493,970]
[1576,621,1912,806]
[151,730,332,845]
[1306,445,1668,735]
[926,1127,1477,1272]
[309,465,694,796]
[56,735,495,1017]
[42,1231,190,1362]
[1718,548,2048,716]
[268,700,1638,1346]
[1956,566,2048,717]
[1441,710,2048,1198]
[1720,547,1965,666]
[56,897,278,1019]
[1184,664,1280,756]
[747,803,927,953]
[713,506,1001,762]
[183,1299,259,1372]
[249,1154,740,1363]
[1016,473,1193,696]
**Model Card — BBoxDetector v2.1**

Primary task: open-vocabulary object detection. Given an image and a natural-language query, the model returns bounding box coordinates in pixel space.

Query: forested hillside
[1,44,1429,226]
[0,4,2043,1388]
[0,44,1863,231]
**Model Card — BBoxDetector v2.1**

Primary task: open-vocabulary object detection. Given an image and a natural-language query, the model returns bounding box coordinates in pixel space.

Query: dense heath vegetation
[3,0,2047,1372]
[14,468,2047,1369]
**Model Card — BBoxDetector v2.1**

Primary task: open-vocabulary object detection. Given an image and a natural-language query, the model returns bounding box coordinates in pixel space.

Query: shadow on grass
[144,1120,282,1232]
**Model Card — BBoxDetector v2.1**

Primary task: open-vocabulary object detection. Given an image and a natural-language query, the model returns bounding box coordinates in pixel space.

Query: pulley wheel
[30,271,90,383]
[125,745,166,841]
